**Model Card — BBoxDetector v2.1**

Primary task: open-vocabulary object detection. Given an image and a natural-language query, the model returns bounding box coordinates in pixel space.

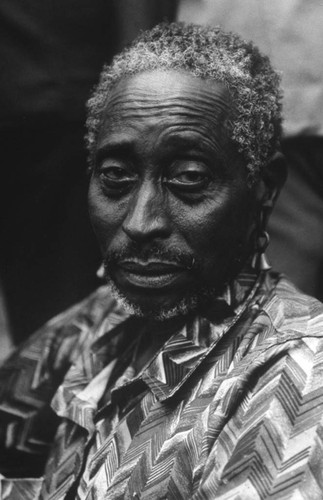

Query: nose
[122,181,171,242]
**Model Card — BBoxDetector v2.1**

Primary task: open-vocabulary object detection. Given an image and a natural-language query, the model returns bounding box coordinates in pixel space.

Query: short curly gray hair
[86,22,282,178]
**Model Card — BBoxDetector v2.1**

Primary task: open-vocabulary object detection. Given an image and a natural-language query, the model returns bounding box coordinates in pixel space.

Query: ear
[255,151,287,207]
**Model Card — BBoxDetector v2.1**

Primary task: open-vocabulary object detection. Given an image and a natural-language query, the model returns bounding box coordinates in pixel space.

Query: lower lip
[117,269,185,290]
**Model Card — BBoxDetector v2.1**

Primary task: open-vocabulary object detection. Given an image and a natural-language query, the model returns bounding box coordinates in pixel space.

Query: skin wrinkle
[86,23,282,175]
[96,129,229,175]
[104,93,228,116]
[89,70,259,320]
[97,73,234,175]
[98,128,230,175]
[101,87,229,128]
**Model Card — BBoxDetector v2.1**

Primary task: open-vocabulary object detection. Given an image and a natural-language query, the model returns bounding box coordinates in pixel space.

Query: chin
[105,279,217,321]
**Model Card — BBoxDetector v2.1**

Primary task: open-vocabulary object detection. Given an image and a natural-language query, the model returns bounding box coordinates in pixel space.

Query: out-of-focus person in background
[178,0,323,301]
[0,0,178,357]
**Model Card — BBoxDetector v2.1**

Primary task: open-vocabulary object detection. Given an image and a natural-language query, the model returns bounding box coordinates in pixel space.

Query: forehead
[100,70,232,133]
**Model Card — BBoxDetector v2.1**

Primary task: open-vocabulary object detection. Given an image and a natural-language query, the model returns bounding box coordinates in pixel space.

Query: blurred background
[0,0,178,359]
[177,0,323,302]
[1,0,322,361]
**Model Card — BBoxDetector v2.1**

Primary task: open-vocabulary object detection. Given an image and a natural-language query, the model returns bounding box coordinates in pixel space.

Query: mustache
[103,243,197,271]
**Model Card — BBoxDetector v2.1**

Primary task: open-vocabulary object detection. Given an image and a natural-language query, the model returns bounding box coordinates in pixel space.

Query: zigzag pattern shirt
[1,269,323,499]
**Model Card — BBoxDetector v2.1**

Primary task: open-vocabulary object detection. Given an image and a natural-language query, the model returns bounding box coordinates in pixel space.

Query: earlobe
[263,151,288,203]
[254,151,287,207]
[250,152,287,272]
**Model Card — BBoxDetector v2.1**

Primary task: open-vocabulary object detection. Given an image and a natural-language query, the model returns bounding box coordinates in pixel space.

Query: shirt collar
[137,266,262,401]
[51,265,262,428]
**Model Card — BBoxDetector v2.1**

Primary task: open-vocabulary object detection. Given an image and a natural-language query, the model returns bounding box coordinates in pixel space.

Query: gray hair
[86,22,282,179]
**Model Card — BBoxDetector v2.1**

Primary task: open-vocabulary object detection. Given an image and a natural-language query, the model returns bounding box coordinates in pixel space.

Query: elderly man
[1,23,323,500]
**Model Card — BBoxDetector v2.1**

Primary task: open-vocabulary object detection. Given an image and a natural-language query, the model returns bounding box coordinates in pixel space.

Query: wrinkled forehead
[101,69,232,123]
[97,70,235,165]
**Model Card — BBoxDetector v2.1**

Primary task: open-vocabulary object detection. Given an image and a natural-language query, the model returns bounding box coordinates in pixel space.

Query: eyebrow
[94,131,222,167]
[163,134,208,152]
[95,140,135,163]
[161,134,225,165]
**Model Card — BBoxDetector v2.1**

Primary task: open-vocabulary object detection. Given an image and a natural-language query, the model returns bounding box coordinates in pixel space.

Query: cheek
[88,181,123,249]
[173,189,254,260]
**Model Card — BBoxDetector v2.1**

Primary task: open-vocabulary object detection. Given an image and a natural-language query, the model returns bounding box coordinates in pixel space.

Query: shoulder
[0,286,127,463]
[260,272,323,342]
[0,286,122,406]
[237,272,323,382]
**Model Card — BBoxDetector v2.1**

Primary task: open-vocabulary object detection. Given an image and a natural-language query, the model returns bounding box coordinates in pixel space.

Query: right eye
[99,164,136,190]
[101,166,129,181]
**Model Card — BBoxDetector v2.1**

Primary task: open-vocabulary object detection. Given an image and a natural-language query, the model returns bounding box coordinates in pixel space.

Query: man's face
[89,70,257,319]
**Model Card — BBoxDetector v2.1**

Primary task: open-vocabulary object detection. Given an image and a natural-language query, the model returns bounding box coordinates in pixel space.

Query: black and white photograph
[1,1,323,498]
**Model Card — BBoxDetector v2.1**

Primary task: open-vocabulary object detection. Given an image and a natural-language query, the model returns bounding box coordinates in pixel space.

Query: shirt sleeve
[0,475,43,500]
[0,290,104,478]
[194,336,323,499]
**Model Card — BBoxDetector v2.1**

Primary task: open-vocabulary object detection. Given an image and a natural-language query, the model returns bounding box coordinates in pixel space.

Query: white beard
[104,278,218,321]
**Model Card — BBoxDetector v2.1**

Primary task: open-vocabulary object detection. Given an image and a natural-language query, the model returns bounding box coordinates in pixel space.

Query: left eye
[172,171,207,184]
[166,161,211,192]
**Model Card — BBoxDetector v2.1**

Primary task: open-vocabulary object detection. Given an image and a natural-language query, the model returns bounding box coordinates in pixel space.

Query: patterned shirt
[1,268,323,499]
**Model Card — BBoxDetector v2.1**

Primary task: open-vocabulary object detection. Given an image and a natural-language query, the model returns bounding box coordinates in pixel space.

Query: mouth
[115,259,188,290]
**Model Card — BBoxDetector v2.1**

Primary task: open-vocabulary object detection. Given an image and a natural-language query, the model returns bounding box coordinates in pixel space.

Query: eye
[101,166,130,181]
[98,162,137,191]
[173,171,208,184]
[166,161,212,192]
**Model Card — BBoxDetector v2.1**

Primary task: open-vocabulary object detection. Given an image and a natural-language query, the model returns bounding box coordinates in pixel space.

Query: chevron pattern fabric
[1,270,323,499]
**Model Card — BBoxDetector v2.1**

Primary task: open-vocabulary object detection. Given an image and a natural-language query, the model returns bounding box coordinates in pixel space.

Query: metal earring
[251,201,273,272]
[96,263,105,279]
[187,257,196,270]
[251,230,271,271]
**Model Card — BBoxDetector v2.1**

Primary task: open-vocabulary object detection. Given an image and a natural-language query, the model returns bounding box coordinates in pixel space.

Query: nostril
[122,212,170,241]
[122,186,171,241]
